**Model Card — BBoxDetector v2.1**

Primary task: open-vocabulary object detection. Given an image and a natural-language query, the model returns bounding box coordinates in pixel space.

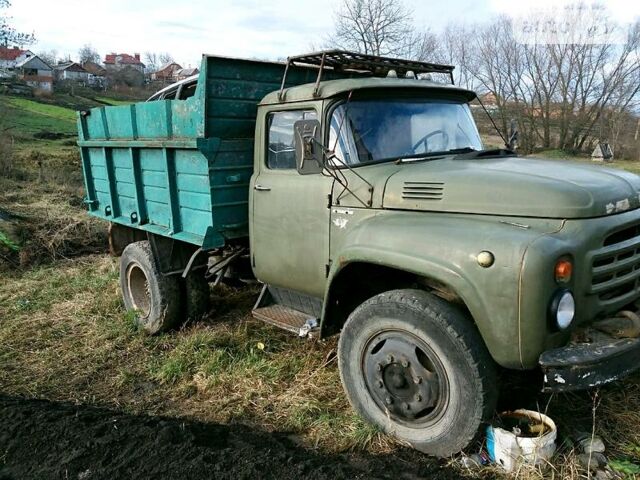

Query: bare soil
[0,395,466,480]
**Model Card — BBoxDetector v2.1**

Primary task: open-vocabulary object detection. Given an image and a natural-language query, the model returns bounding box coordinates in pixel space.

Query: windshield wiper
[454,148,516,159]
[397,147,477,163]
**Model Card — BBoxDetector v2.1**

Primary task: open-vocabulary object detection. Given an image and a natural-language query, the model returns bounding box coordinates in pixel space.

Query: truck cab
[78,50,640,457]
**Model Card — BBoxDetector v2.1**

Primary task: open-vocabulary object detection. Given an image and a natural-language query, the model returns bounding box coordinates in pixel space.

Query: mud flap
[539,338,640,392]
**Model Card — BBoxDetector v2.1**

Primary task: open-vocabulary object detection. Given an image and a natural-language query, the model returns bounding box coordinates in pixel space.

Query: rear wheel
[338,289,497,457]
[120,241,182,334]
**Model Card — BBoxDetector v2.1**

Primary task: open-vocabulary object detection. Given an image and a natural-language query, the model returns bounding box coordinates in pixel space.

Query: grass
[94,96,132,106]
[0,95,77,150]
[2,147,640,478]
[0,253,386,451]
[4,97,78,123]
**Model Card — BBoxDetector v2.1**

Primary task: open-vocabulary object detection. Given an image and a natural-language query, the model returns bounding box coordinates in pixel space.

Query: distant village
[0,46,198,94]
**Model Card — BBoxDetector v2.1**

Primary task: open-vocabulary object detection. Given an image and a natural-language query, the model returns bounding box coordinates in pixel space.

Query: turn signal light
[555,259,573,283]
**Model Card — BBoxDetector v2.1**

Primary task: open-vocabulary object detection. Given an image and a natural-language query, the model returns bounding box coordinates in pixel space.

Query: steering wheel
[412,130,449,154]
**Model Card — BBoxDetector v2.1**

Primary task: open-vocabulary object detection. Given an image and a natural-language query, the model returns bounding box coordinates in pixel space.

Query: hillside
[0,93,135,150]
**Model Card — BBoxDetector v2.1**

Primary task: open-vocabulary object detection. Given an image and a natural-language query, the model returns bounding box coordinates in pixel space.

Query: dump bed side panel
[78,55,329,250]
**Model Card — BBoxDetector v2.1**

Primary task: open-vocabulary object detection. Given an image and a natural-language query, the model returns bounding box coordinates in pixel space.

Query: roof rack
[278,49,455,100]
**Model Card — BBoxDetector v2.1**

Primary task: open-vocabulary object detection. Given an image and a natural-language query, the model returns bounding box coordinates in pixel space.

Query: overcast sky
[7,0,640,67]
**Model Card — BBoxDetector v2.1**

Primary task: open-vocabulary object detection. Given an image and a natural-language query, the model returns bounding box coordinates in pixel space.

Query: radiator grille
[591,223,640,304]
[402,181,444,201]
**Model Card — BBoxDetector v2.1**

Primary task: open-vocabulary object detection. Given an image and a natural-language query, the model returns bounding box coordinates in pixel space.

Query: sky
[6,0,640,67]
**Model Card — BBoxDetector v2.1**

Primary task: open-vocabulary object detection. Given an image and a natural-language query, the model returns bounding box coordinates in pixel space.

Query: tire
[119,241,182,334]
[337,289,497,457]
[182,272,210,322]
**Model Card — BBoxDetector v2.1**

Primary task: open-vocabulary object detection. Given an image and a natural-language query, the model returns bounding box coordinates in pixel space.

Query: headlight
[550,290,575,330]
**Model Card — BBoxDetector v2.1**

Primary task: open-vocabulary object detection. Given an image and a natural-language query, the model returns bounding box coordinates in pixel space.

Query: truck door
[250,107,331,298]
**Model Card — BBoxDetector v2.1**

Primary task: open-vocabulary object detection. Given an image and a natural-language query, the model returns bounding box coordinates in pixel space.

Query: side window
[267,110,316,169]
[178,81,197,100]
[162,89,177,100]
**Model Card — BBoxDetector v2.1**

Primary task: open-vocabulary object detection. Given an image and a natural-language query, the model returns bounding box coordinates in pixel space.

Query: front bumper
[539,338,640,392]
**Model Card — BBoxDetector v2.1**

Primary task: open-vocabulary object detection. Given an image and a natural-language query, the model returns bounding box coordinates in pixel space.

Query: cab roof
[259,77,478,105]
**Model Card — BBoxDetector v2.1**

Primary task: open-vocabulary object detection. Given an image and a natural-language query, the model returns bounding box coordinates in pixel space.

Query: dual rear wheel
[119,241,209,334]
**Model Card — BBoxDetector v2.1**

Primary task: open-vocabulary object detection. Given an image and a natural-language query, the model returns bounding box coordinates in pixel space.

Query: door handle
[254,184,271,191]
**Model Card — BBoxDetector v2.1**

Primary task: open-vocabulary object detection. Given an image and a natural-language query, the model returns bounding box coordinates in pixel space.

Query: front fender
[324,209,565,369]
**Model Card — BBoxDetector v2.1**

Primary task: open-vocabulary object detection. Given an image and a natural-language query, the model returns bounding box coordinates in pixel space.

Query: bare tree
[37,49,58,67]
[78,44,100,64]
[144,52,175,72]
[450,12,640,156]
[0,0,34,46]
[159,52,174,65]
[330,0,415,57]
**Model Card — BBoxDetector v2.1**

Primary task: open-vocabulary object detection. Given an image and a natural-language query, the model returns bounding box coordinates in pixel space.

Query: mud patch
[0,395,462,480]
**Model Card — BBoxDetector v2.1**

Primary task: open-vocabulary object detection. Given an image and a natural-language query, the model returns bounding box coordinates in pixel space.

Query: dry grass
[0,255,389,452]
[0,174,106,270]
[1,149,640,479]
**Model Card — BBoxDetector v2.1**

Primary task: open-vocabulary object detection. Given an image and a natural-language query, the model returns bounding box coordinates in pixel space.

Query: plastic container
[486,409,557,471]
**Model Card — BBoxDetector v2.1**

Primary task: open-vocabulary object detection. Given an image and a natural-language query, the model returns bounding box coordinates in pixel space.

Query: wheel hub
[126,263,151,317]
[363,333,444,423]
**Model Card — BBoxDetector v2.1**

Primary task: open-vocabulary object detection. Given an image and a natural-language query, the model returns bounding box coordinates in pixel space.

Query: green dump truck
[78,50,640,456]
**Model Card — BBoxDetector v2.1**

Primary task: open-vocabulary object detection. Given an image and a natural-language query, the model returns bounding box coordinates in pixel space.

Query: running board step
[252,304,318,337]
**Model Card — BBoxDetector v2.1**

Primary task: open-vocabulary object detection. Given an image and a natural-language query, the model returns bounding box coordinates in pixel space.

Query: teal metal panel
[78,54,332,250]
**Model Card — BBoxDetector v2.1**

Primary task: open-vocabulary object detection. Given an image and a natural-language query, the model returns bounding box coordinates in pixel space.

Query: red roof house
[0,46,33,68]
[104,53,145,72]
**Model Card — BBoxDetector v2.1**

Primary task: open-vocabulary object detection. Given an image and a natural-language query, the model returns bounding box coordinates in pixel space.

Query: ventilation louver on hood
[402,181,444,200]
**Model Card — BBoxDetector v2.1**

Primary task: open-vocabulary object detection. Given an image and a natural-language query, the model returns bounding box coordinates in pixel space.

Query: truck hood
[382,157,640,219]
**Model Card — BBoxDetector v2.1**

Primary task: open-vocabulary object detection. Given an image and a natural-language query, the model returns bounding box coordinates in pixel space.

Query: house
[82,61,107,87]
[176,67,199,81]
[53,62,90,83]
[0,47,53,92]
[0,46,33,69]
[15,55,53,92]
[151,62,182,81]
[104,53,145,73]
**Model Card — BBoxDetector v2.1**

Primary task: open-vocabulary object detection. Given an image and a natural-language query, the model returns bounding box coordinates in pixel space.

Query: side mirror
[294,119,323,175]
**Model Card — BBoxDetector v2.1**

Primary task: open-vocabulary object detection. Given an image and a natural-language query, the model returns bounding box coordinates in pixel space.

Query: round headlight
[553,290,575,330]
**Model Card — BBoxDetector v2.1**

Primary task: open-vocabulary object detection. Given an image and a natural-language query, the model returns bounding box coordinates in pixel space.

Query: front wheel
[338,289,497,457]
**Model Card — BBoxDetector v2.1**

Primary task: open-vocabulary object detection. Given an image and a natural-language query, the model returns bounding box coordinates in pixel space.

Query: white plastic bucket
[486,409,557,472]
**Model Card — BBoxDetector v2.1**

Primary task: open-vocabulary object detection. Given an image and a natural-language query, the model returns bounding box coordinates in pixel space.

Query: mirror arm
[315,140,374,190]
[319,147,373,208]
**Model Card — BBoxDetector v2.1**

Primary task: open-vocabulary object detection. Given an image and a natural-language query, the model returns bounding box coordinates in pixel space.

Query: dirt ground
[0,395,469,480]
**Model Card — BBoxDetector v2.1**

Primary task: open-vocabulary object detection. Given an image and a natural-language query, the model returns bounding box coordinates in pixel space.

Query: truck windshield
[329,98,483,166]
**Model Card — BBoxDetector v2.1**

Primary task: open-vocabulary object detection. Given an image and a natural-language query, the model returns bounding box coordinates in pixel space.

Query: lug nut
[376,363,382,372]
[401,360,409,368]
[415,394,422,402]
[404,403,410,410]
[385,396,393,405]
[413,376,422,384]
[377,380,384,388]
[387,354,394,363]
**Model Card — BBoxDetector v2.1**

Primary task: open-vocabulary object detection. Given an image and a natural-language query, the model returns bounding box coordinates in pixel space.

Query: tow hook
[589,310,640,339]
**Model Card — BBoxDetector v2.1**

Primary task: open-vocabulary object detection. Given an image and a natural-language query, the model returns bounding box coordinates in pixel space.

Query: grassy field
[94,96,133,106]
[2,109,640,477]
[0,96,77,146]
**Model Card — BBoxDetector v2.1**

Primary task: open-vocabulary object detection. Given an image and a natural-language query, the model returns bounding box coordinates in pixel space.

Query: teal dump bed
[78,55,320,250]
